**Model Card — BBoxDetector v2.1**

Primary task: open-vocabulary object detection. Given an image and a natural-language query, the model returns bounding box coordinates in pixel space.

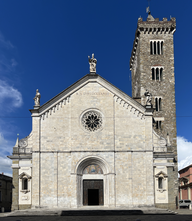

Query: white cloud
[0,128,15,177]
[177,136,192,170]
[0,79,23,111]
[0,155,12,176]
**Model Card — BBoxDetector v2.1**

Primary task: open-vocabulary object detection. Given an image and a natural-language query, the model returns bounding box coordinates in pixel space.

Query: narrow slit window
[159,98,162,111]
[156,68,159,80]
[150,41,153,54]
[155,98,158,111]
[154,41,156,54]
[157,41,160,54]
[160,68,163,81]
[158,177,163,189]
[152,68,155,80]
[156,121,162,129]
[161,41,163,54]
[22,179,28,190]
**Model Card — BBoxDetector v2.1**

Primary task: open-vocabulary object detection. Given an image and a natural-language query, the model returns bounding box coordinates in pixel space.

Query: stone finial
[33,89,41,108]
[88,53,97,73]
[144,89,152,106]
[14,134,19,147]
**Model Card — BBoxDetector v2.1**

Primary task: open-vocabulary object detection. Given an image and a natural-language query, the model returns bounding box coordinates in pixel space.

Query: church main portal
[83,180,104,206]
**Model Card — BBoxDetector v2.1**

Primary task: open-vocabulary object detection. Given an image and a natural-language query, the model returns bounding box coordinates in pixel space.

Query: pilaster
[11,167,19,211]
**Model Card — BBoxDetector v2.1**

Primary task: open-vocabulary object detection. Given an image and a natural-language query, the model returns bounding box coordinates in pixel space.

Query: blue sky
[0,0,192,176]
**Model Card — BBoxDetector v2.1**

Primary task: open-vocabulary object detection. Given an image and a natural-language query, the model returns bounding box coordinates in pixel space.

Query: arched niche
[74,156,113,207]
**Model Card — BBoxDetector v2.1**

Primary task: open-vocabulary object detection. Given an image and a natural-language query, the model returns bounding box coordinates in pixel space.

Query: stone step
[6,208,176,217]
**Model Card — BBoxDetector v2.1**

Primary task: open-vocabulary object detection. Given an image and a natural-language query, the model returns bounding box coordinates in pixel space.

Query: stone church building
[8,13,178,210]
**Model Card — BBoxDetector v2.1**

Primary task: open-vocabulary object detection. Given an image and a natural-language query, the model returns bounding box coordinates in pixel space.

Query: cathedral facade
[8,13,178,210]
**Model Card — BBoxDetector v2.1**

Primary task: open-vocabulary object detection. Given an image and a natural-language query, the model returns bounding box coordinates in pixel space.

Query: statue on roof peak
[88,53,97,73]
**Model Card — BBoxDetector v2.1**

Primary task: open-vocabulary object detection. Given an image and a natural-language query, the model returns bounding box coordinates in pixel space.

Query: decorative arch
[74,155,114,207]
[75,155,111,175]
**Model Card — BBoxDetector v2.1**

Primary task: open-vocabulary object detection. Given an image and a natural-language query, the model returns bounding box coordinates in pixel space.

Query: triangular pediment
[30,74,147,120]
[155,171,168,178]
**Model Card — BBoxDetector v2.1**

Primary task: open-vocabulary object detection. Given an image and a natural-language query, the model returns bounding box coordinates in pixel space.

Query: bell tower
[130,12,177,209]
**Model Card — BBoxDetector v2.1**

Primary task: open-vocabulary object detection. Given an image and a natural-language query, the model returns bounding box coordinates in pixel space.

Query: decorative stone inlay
[83,164,103,174]
[82,111,102,132]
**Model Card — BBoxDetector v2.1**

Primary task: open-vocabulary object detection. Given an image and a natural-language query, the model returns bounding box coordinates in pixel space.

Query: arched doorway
[75,156,113,207]
[83,165,104,206]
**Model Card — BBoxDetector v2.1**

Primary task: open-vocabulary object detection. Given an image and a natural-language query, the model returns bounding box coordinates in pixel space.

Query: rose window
[82,111,102,132]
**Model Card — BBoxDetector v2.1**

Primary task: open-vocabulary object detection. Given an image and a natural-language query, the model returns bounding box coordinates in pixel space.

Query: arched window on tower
[161,41,163,54]
[150,41,153,54]
[156,68,159,80]
[155,97,162,112]
[150,40,164,55]
[157,41,160,55]
[152,68,155,80]
[160,68,163,81]
[151,67,163,81]
[154,41,156,54]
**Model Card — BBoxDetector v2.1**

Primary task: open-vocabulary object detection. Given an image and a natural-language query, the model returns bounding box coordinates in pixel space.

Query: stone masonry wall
[31,81,154,208]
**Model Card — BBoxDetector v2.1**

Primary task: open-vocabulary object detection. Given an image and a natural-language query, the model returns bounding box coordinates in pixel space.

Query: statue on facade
[33,89,41,107]
[88,53,97,73]
[144,89,152,106]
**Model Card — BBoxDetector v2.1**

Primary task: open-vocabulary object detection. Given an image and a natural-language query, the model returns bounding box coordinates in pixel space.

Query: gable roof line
[30,73,146,115]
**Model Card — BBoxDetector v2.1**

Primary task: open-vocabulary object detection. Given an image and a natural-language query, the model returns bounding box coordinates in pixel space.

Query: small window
[158,177,163,189]
[161,41,163,54]
[160,68,163,81]
[151,67,163,81]
[150,41,153,54]
[156,68,159,80]
[154,41,156,54]
[155,98,162,111]
[150,40,163,55]
[152,68,155,80]
[22,179,28,190]
[10,192,12,202]
[157,41,160,55]
[156,121,162,129]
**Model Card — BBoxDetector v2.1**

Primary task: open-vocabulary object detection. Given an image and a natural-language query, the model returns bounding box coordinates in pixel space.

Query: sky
[0,0,192,177]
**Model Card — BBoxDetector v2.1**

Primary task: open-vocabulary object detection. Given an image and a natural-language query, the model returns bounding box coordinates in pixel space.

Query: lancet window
[150,40,163,55]
[155,97,162,111]
[152,67,163,81]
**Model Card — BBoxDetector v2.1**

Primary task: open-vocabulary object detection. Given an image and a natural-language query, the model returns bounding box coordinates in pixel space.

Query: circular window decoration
[82,110,102,132]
